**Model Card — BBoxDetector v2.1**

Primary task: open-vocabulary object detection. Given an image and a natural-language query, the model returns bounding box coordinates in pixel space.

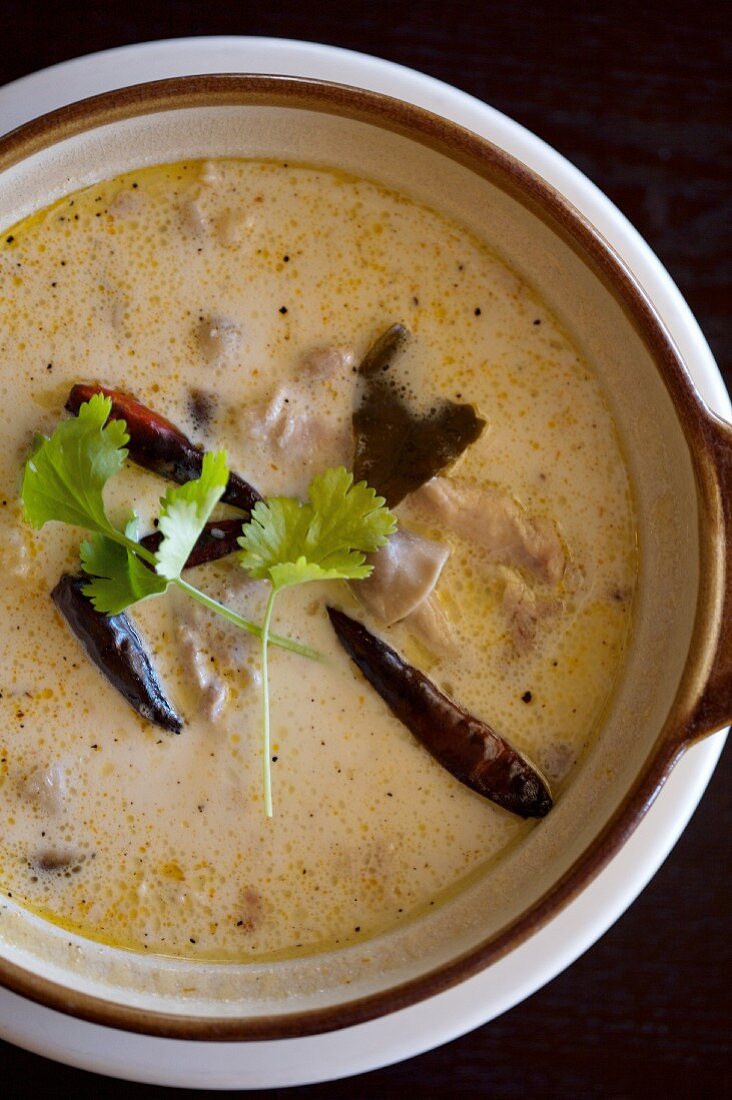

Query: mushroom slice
[355,528,449,626]
[300,345,355,381]
[403,592,459,657]
[23,761,68,816]
[30,846,83,873]
[196,315,241,363]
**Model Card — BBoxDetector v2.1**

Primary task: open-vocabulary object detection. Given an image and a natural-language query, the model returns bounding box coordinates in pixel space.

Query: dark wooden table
[1,2,729,1096]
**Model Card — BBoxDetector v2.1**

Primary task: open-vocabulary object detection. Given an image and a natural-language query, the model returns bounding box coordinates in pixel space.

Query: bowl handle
[687,409,732,742]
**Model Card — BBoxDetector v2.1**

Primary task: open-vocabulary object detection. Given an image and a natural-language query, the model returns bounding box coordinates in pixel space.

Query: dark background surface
[0,1,729,1096]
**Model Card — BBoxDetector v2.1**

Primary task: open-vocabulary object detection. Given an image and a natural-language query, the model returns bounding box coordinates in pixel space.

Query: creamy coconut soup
[0,160,636,961]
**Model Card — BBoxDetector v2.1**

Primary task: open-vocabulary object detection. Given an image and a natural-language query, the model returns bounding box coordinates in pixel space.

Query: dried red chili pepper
[327,607,552,818]
[66,383,262,515]
[140,518,243,568]
[52,574,182,734]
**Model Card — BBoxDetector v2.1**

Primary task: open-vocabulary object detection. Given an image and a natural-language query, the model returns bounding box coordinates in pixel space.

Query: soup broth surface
[0,159,636,960]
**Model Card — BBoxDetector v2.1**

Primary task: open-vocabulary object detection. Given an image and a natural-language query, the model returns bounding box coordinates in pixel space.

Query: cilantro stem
[259,586,278,818]
[91,527,319,660]
[119,532,157,565]
[173,577,318,661]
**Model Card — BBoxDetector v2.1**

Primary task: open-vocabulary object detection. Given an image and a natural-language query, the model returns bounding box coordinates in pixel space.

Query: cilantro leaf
[238,467,396,590]
[21,394,128,535]
[267,558,362,590]
[81,532,168,614]
[306,465,397,562]
[154,450,229,581]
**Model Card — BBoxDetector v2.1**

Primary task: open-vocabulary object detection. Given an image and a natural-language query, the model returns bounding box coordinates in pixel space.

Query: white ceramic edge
[0,36,727,1090]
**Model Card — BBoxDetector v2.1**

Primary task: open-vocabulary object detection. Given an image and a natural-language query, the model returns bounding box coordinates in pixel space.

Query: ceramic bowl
[0,74,729,1039]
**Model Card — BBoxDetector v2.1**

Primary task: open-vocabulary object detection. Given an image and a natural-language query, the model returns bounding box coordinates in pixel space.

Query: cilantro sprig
[239,467,396,816]
[21,397,397,817]
[21,395,316,657]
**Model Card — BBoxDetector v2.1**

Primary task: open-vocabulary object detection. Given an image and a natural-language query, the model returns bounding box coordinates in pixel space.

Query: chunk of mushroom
[196,315,242,364]
[354,528,450,626]
[180,198,207,236]
[30,846,82,873]
[23,761,68,816]
[214,208,255,246]
[402,592,459,657]
[199,160,221,186]
[178,624,230,722]
[241,386,351,468]
[300,345,355,381]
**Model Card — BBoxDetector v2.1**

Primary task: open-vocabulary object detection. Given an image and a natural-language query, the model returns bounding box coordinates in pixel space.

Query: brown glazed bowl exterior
[0,75,729,1040]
